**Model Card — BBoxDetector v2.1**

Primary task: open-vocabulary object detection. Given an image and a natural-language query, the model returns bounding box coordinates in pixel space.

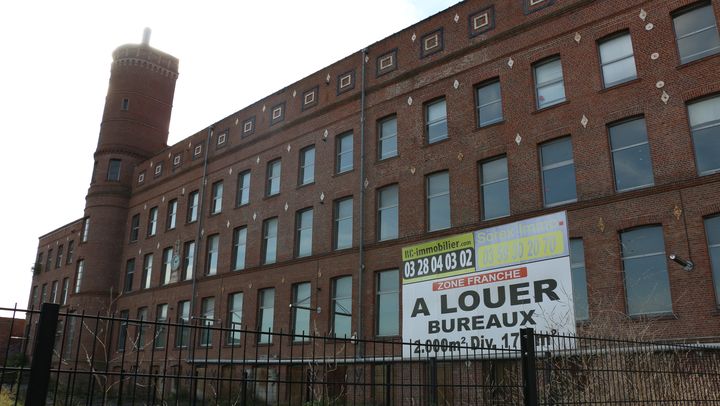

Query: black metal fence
[1,304,719,406]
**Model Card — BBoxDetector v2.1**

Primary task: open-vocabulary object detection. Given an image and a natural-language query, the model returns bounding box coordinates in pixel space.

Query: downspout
[357,49,368,353]
[188,125,212,404]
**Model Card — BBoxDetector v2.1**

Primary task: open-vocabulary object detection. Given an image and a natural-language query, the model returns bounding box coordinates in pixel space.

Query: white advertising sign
[401,212,575,358]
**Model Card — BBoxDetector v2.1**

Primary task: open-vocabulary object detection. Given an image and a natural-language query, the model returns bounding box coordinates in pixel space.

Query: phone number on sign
[476,231,565,270]
[403,248,474,280]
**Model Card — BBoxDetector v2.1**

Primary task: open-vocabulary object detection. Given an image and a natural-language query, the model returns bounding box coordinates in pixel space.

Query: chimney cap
[142,28,152,45]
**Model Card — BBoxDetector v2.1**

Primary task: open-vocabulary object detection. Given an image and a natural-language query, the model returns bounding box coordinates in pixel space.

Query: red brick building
[30,0,720,351]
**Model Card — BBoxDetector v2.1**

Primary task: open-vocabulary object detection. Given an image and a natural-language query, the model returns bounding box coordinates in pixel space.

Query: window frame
[377,184,399,241]
[533,56,566,109]
[166,199,178,230]
[569,238,589,321]
[206,234,219,276]
[687,95,720,175]
[475,79,504,127]
[210,181,223,215]
[257,288,275,344]
[299,145,316,186]
[539,137,577,207]
[376,269,400,337]
[227,292,244,345]
[336,131,354,174]
[672,2,720,64]
[607,116,654,192]
[331,276,353,338]
[333,197,353,250]
[187,191,199,223]
[291,282,312,342]
[147,207,158,237]
[237,170,251,206]
[295,207,314,258]
[479,155,510,220]
[426,171,451,232]
[425,98,448,144]
[597,31,638,88]
[266,159,282,197]
[378,115,398,161]
[262,217,279,265]
[232,226,247,271]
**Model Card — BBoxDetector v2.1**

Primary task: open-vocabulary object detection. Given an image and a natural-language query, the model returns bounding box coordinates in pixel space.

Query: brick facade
[31,0,720,351]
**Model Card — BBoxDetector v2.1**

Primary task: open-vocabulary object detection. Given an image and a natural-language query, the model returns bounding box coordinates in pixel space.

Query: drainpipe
[357,49,368,353]
[188,125,212,404]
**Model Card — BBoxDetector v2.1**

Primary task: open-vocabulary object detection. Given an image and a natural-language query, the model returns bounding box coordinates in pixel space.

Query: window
[30,286,38,309]
[534,57,566,109]
[211,181,223,214]
[609,118,654,191]
[124,259,135,293]
[540,137,577,206]
[206,234,219,275]
[176,300,190,348]
[569,239,589,321]
[142,254,153,289]
[161,247,173,285]
[154,304,168,349]
[377,185,399,241]
[147,207,158,237]
[332,277,352,338]
[427,171,451,231]
[121,98,130,111]
[426,98,448,143]
[74,259,84,293]
[183,241,195,280]
[673,3,720,64]
[704,215,720,305]
[299,146,315,185]
[130,214,140,242]
[200,297,215,347]
[36,252,43,273]
[237,170,251,206]
[40,284,47,304]
[598,33,637,87]
[336,132,354,173]
[107,159,122,181]
[81,217,90,243]
[66,240,74,264]
[620,226,672,316]
[296,208,313,258]
[378,116,398,160]
[292,282,311,341]
[136,307,148,349]
[688,96,720,174]
[257,288,275,344]
[61,278,69,305]
[46,249,52,272]
[480,156,510,220]
[187,190,199,222]
[226,292,244,345]
[55,245,63,269]
[376,270,399,336]
[167,199,177,230]
[334,198,353,250]
[266,159,281,196]
[118,310,129,351]
[230,227,247,271]
[50,281,58,303]
[476,80,503,127]
[262,218,278,264]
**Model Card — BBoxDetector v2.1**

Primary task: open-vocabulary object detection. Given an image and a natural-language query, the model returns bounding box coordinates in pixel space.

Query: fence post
[25,303,60,406]
[429,357,438,406]
[521,328,538,406]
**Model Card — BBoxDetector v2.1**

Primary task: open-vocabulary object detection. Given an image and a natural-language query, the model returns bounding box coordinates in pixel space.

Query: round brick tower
[71,30,179,313]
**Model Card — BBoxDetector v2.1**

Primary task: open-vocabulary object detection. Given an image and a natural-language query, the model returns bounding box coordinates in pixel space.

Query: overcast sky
[0,0,458,315]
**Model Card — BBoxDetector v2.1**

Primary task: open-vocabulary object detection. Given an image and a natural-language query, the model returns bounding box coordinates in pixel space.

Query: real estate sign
[402,212,575,357]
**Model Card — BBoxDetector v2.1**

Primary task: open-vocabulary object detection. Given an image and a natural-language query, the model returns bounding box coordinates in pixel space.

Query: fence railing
[1,304,719,405]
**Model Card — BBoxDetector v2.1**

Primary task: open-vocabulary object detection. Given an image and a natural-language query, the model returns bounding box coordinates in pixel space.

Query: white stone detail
[229,167,233,175]
[161,195,165,202]
[645,23,654,31]
[323,129,329,139]
[201,229,205,237]
[227,220,231,228]
[411,32,416,42]
[661,91,670,104]
[284,202,289,211]
[256,156,260,164]
[168,152,172,158]
[656,81,665,89]
[507,57,514,68]
[454,13,460,23]
[139,249,142,255]
[581,115,588,128]
[262,104,266,112]
[365,55,369,63]
[287,144,292,152]
[364,178,369,189]
[292,90,297,98]
[144,204,147,210]
[156,242,160,249]
[253,212,257,221]
[515,133,522,145]
[407,96,413,106]
[320,192,325,202]
[453,79,460,89]
[410,167,416,175]
[574,32,581,43]
[326,73,331,83]
[651,52,660,60]
[182,187,185,194]
[639,8,647,21]
[235,118,239,125]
